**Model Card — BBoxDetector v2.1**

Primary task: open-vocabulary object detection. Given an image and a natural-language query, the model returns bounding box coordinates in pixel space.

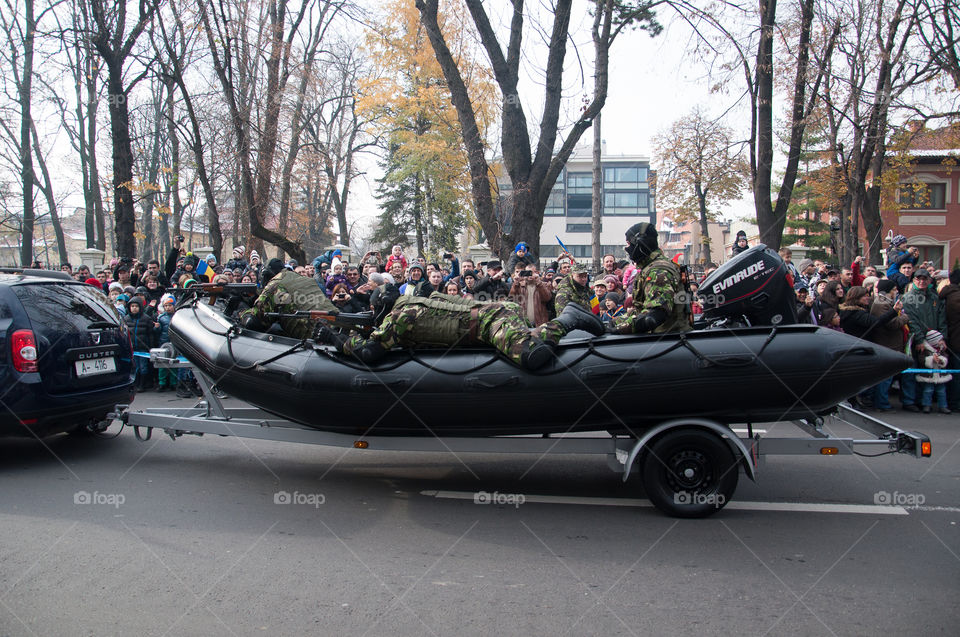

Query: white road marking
[420,490,910,515]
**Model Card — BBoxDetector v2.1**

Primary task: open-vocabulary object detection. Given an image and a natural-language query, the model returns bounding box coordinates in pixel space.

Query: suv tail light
[12,329,38,372]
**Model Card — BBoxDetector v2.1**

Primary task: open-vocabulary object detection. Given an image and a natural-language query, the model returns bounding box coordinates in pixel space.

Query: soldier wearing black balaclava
[610,222,691,334]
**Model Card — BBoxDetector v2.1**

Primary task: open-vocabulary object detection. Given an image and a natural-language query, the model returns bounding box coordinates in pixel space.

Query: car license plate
[75,357,116,377]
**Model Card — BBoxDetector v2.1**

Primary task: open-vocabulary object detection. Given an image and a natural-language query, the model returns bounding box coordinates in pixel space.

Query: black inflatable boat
[169,246,910,437]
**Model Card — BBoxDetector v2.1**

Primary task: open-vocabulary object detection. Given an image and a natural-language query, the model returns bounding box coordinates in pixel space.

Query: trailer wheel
[641,429,739,518]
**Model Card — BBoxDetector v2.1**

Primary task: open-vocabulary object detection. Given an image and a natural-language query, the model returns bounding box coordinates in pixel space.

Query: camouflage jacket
[240,270,337,339]
[554,276,592,315]
[613,249,690,334]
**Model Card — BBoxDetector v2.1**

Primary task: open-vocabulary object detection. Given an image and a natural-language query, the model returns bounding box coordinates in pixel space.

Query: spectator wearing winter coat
[324,260,348,297]
[884,235,909,275]
[916,329,952,413]
[509,269,552,326]
[155,294,177,392]
[731,230,749,256]
[865,280,912,411]
[474,260,511,302]
[417,270,446,297]
[600,293,625,324]
[505,242,536,274]
[839,286,900,340]
[330,284,367,314]
[400,264,425,295]
[886,243,919,278]
[900,268,947,412]
[225,245,249,272]
[938,269,960,410]
[385,245,408,272]
[123,296,157,390]
[794,258,818,293]
[795,288,815,324]
[812,280,844,324]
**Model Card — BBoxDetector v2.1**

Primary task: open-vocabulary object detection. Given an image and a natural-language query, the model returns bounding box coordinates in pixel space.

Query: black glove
[240,312,266,332]
[633,309,667,333]
[314,325,349,351]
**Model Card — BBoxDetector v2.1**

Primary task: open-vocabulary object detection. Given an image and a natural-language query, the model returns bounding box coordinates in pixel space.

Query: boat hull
[170,302,910,437]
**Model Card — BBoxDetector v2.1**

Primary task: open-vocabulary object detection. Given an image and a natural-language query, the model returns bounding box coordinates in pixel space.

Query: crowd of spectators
[780,237,958,414]
[34,231,960,413]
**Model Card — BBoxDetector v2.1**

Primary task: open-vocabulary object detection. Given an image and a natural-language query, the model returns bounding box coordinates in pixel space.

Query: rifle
[169,283,260,306]
[264,310,375,331]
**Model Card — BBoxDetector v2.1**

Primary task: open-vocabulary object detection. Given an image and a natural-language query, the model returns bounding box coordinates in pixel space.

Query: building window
[899,182,946,210]
[566,223,597,233]
[604,166,648,186]
[544,188,565,216]
[603,190,649,215]
[567,172,593,193]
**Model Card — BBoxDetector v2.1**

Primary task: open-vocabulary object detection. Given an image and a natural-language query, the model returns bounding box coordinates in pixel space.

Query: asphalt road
[1,390,958,636]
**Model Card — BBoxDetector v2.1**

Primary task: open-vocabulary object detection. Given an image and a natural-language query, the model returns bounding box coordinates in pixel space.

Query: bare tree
[417,0,660,258]
[198,0,345,265]
[88,0,158,258]
[818,0,937,264]
[653,109,748,264]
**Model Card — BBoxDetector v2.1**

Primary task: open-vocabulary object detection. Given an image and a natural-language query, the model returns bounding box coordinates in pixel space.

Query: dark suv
[0,269,135,437]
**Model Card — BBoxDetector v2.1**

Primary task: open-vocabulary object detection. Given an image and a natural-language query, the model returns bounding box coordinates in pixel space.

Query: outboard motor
[698,244,798,326]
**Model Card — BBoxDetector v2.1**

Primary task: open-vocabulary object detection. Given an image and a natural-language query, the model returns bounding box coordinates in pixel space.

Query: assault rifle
[169,283,260,306]
[264,310,375,332]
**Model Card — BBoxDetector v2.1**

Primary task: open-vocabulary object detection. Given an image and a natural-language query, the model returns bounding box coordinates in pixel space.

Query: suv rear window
[13,282,122,329]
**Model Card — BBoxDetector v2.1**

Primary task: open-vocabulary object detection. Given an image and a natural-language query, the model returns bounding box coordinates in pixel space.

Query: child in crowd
[155,294,177,392]
[917,330,952,414]
[385,245,408,272]
[123,295,157,391]
[821,307,843,332]
[600,293,624,323]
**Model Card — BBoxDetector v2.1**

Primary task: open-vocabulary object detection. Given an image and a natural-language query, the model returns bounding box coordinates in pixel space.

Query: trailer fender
[622,419,756,482]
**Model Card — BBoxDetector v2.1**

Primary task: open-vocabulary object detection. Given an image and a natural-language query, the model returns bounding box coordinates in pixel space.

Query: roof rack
[0,268,75,281]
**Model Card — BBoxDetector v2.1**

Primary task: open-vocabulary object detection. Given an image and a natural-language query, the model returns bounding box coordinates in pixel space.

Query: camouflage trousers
[343,301,568,366]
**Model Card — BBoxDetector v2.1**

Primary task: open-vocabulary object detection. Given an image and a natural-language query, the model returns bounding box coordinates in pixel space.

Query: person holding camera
[509,267,552,325]
[330,283,366,313]
[474,259,510,302]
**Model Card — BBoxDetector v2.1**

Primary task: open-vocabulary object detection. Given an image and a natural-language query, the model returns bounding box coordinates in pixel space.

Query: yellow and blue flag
[194,259,212,282]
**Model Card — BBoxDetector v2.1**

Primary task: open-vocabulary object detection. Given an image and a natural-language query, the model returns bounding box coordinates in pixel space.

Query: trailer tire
[641,429,738,518]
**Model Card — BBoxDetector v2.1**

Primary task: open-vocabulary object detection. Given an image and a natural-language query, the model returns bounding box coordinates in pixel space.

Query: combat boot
[175,382,194,398]
[519,338,554,370]
[554,303,604,336]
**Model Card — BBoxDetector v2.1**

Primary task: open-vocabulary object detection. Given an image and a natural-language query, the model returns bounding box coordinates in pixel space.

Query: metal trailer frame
[113,351,932,516]
[118,355,932,478]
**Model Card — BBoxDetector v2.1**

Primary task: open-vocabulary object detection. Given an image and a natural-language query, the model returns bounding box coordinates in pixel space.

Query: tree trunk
[87,59,105,252]
[19,0,36,266]
[753,0,777,250]
[104,69,137,258]
[591,112,602,270]
[695,183,712,265]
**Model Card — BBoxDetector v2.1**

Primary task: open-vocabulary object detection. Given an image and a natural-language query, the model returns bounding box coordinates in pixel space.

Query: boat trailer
[112,352,933,518]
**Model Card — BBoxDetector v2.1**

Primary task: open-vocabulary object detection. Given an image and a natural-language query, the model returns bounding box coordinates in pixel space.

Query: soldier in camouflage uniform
[322,287,603,370]
[239,258,338,339]
[554,262,593,315]
[610,223,691,335]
